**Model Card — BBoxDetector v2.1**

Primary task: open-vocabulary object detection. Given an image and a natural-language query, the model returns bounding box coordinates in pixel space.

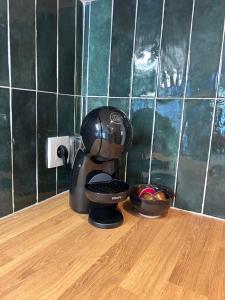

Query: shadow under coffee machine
[69,106,133,229]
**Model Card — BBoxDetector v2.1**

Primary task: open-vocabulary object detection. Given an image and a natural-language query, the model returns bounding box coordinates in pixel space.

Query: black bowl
[130,184,174,217]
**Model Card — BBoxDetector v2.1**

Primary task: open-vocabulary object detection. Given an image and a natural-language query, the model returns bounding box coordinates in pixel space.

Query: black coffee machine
[69,106,133,229]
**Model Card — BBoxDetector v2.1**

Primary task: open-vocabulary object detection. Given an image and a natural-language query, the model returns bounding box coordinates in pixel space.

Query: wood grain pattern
[0,193,225,299]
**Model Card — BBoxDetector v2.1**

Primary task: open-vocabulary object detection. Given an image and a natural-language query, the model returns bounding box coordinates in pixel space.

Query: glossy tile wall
[0,0,83,217]
[81,0,225,219]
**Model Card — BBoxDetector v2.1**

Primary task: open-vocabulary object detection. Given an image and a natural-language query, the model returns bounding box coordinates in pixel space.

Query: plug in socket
[47,136,70,168]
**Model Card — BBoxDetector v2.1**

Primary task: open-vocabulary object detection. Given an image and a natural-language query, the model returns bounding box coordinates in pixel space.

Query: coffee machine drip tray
[85,180,130,204]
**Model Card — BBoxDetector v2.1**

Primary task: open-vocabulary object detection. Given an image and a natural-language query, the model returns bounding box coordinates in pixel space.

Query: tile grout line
[56,0,59,194]
[7,0,14,213]
[129,0,139,104]
[74,0,78,134]
[85,2,91,115]
[56,0,59,133]
[172,99,184,205]
[106,0,114,106]
[80,3,85,124]
[0,85,223,101]
[77,95,219,100]
[173,0,195,206]
[124,0,139,182]
[201,17,225,214]
[35,0,39,203]
[0,85,81,96]
[148,0,166,184]
[147,97,156,184]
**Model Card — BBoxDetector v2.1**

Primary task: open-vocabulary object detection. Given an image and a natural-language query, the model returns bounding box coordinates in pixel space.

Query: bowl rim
[130,194,171,205]
[130,183,174,204]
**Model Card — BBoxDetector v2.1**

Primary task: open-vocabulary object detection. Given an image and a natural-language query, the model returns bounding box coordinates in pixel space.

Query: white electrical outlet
[47,136,70,168]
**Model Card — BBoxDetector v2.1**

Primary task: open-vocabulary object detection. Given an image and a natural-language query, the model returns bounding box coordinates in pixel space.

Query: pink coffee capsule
[139,187,156,198]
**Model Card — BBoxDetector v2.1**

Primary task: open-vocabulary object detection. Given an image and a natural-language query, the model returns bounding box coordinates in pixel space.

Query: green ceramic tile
[58,95,74,193]
[158,0,193,97]
[0,88,12,217]
[75,0,83,95]
[175,99,214,212]
[108,98,130,180]
[204,100,225,218]
[12,90,36,211]
[75,96,82,133]
[0,0,9,86]
[187,0,225,97]
[151,99,182,191]
[219,41,225,97]
[38,92,57,201]
[88,0,112,96]
[82,4,90,96]
[108,98,129,116]
[132,0,163,97]
[58,95,74,136]
[10,0,35,89]
[109,0,136,97]
[87,97,107,113]
[127,98,154,184]
[59,0,75,94]
[37,0,57,92]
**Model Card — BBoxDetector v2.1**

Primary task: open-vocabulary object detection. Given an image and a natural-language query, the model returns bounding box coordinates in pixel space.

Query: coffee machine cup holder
[85,180,130,204]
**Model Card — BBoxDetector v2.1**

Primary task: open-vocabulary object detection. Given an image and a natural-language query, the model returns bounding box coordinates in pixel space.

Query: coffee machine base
[88,204,123,229]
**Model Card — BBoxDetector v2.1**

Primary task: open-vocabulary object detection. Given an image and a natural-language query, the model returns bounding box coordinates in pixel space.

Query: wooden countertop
[0,193,225,300]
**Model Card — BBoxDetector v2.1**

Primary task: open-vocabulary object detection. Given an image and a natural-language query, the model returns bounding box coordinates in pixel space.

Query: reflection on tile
[132,0,163,97]
[82,4,90,96]
[108,98,130,180]
[75,96,82,133]
[12,90,36,210]
[0,88,12,217]
[175,99,214,212]
[109,0,136,97]
[187,0,225,97]
[87,97,107,113]
[158,0,193,97]
[38,92,56,201]
[10,0,35,89]
[37,0,57,92]
[88,0,112,96]
[219,41,225,97]
[59,0,75,94]
[108,98,129,116]
[127,98,154,184]
[0,0,9,86]
[58,95,74,193]
[75,0,83,95]
[204,100,225,218]
[151,99,182,190]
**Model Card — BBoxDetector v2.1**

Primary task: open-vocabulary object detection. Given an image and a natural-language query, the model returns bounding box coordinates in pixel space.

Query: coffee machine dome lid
[81,106,133,160]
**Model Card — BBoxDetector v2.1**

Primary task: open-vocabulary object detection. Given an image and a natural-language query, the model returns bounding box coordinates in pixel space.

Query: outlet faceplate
[47,136,70,168]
